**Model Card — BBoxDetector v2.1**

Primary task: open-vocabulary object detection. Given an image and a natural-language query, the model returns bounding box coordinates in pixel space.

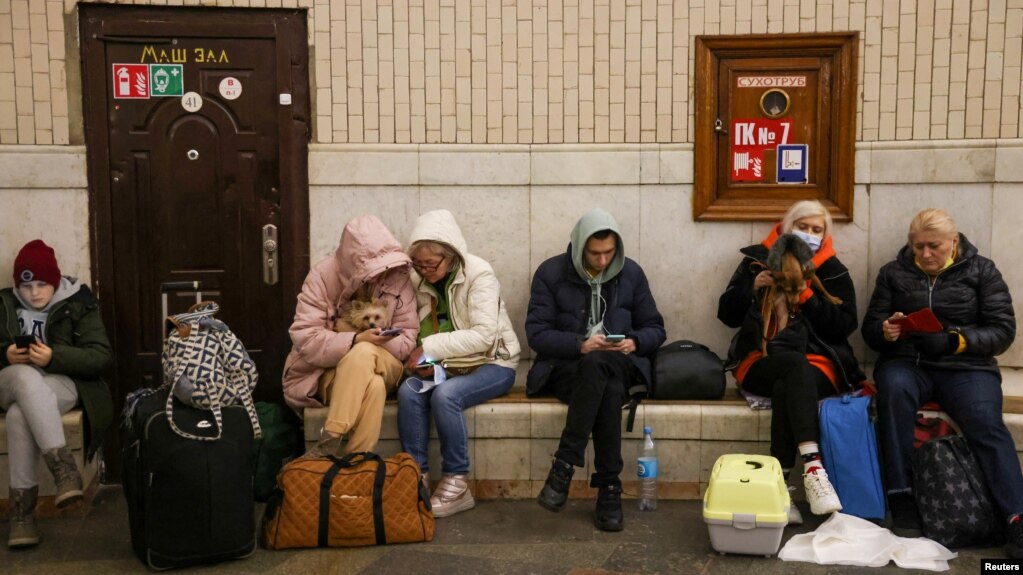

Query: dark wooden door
[80,6,310,473]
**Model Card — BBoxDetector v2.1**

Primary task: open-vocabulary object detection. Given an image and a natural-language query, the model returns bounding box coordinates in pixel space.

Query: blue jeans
[875,360,1023,519]
[397,363,516,475]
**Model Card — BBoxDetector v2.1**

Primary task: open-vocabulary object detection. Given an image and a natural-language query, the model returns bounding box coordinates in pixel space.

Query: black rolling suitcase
[121,282,256,570]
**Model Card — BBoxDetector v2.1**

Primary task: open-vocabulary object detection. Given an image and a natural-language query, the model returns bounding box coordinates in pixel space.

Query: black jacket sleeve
[525,261,586,360]
[625,265,667,356]
[958,259,1016,357]
[718,257,758,328]
[862,264,898,352]
[801,264,858,343]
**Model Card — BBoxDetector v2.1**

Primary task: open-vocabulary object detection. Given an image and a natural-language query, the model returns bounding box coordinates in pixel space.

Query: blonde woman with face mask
[718,200,866,522]
[863,208,1022,556]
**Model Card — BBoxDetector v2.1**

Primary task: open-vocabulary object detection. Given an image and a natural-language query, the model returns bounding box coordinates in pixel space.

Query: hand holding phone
[415,358,437,368]
[379,327,402,337]
[604,334,626,343]
[14,335,36,349]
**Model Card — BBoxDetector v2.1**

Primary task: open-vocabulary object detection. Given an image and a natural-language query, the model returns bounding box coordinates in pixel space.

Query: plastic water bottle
[637,426,658,510]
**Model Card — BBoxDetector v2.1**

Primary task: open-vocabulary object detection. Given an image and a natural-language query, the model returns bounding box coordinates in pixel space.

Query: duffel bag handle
[319,451,388,546]
[327,451,381,468]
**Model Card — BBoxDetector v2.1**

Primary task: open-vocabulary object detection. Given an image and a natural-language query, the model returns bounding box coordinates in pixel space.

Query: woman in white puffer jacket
[398,209,520,518]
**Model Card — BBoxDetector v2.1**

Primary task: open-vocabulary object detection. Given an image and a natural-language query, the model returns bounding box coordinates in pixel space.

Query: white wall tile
[869,144,997,183]
[473,403,531,438]
[308,185,421,263]
[0,146,86,188]
[531,147,642,185]
[996,142,1023,183]
[0,189,90,285]
[658,147,694,184]
[309,146,420,185]
[992,184,1023,365]
[419,147,530,185]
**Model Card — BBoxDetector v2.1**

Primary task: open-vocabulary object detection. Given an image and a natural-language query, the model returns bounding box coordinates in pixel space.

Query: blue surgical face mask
[792,230,823,252]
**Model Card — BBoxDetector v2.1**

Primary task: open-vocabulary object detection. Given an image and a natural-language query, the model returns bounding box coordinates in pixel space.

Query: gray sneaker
[8,486,39,548]
[41,447,83,508]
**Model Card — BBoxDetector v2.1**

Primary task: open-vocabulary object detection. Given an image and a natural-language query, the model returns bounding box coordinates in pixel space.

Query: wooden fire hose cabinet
[694,33,859,222]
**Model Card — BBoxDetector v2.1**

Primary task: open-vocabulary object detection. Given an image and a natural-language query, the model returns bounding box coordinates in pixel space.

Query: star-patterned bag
[912,435,1001,548]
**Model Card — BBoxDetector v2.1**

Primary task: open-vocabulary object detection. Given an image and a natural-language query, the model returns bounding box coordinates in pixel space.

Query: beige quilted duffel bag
[263,451,434,548]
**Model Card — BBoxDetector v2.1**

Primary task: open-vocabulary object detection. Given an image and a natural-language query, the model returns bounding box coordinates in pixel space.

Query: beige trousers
[318,341,403,454]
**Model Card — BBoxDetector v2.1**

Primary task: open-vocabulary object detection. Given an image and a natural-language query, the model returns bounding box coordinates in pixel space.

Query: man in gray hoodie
[526,209,666,531]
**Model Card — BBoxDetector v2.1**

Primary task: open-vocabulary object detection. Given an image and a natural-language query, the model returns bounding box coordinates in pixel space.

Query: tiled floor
[0,486,1013,574]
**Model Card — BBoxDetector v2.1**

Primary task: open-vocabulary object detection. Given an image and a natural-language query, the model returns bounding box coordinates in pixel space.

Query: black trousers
[546,351,636,488]
[742,351,835,469]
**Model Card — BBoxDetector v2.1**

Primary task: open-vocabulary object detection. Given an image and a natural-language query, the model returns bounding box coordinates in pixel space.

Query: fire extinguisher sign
[112,64,150,99]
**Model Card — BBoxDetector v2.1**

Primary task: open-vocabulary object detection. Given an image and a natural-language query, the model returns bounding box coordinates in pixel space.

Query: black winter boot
[537,458,574,512]
[594,483,624,532]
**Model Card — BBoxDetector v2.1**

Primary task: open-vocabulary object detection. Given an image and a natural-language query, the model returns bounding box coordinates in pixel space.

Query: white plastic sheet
[779,512,957,571]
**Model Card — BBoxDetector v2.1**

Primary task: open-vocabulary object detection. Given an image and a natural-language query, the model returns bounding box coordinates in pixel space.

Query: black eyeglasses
[412,256,446,273]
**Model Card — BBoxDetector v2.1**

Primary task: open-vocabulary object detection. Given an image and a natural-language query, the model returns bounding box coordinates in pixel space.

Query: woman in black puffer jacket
[863,208,1022,555]
[719,200,865,521]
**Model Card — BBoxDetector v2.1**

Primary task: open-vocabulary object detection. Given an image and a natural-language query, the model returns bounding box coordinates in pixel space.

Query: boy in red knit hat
[1,240,112,549]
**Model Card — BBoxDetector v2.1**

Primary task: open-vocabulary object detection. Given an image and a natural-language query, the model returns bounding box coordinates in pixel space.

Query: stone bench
[301,366,1023,500]
[0,409,100,517]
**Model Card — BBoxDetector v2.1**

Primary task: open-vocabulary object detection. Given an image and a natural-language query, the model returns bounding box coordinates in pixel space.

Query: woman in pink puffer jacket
[282,215,419,456]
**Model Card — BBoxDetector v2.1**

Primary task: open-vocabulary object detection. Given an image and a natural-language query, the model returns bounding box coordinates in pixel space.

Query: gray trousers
[0,364,78,489]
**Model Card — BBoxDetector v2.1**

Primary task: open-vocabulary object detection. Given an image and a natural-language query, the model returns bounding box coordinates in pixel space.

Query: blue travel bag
[818,394,886,519]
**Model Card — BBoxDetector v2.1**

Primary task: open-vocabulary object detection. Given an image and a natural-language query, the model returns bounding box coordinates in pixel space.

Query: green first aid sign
[149,64,183,97]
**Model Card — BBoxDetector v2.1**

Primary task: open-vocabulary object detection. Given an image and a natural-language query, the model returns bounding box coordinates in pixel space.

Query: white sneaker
[803,469,842,515]
[430,474,475,518]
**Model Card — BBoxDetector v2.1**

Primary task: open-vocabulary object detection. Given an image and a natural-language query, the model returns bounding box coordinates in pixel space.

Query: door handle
[262,224,279,285]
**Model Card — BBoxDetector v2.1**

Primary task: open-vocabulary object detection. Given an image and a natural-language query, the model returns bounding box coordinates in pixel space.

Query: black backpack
[912,436,1002,548]
[650,340,726,399]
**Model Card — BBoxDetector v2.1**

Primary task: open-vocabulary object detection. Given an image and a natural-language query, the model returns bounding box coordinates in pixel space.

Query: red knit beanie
[13,240,61,288]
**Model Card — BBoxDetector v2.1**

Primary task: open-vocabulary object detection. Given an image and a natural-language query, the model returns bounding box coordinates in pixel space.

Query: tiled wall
[0,0,69,144]
[1,1,1022,144]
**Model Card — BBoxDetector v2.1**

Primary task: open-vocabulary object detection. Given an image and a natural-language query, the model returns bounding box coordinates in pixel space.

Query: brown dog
[334,298,388,332]
[760,233,842,353]
[333,284,389,333]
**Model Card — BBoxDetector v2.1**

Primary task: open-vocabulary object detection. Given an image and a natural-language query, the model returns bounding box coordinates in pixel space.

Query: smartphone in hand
[604,334,626,343]
[415,358,437,368]
[379,327,402,336]
[14,335,36,349]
